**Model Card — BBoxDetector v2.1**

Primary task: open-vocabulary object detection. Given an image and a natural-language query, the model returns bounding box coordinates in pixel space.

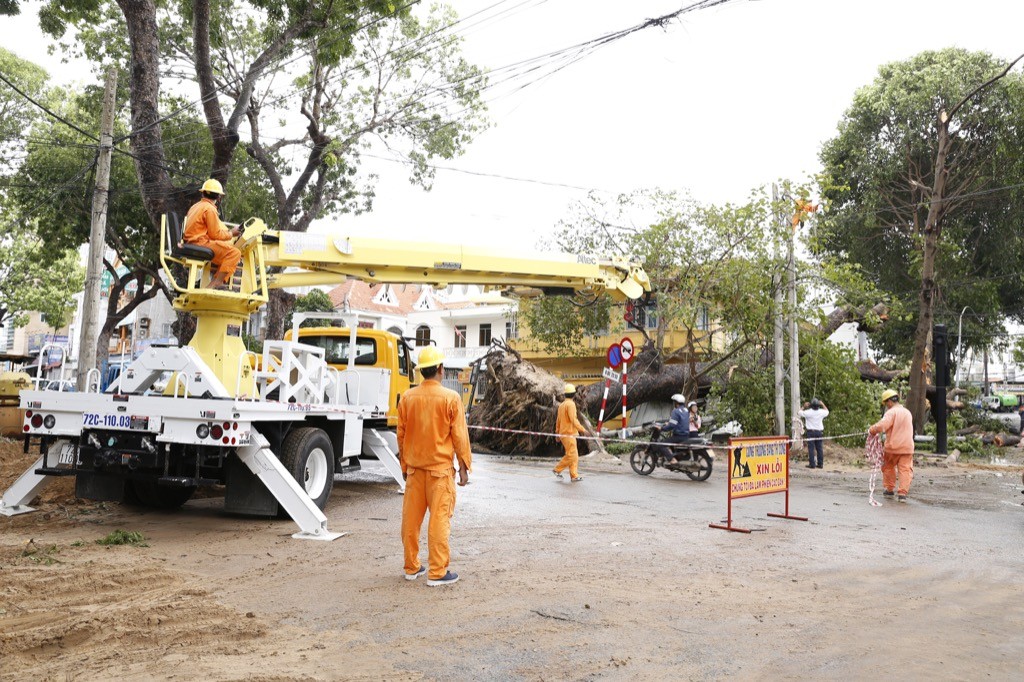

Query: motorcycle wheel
[629,446,656,476]
[685,452,713,481]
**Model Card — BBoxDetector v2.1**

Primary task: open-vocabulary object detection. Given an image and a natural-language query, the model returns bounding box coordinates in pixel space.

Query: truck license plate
[58,442,76,465]
[83,413,151,430]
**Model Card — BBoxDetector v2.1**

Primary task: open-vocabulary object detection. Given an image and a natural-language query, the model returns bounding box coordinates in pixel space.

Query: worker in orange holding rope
[397,346,471,586]
[553,383,586,482]
[183,179,241,289]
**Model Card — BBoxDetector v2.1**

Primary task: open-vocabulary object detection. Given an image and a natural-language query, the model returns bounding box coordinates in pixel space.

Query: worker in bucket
[183,178,241,290]
[868,389,915,503]
[553,383,587,482]
[397,346,471,586]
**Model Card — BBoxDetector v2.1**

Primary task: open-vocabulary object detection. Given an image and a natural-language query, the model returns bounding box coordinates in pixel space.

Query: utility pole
[787,209,801,447]
[77,68,117,391]
[772,184,785,436]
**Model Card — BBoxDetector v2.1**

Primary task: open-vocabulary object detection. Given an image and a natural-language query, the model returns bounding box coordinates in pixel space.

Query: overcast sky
[6,0,1024,248]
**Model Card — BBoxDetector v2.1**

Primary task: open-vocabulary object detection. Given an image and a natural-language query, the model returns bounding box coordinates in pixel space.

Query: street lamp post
[955,305,971,388]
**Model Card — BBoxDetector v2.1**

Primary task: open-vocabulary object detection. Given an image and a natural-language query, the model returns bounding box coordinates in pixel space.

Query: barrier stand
[710,435,808,533]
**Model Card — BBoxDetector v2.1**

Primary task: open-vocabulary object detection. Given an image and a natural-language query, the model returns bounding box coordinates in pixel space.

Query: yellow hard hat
[416,346,445,369]
[201,178,225,195]
[880,389,899,403]
[563,383,576,395]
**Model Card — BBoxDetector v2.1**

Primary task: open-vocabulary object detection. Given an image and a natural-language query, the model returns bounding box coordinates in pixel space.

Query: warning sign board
[728,436,788,498]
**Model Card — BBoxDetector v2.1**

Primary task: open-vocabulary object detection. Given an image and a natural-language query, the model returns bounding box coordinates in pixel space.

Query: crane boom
[261,228,649,301]
[159,215,650,391]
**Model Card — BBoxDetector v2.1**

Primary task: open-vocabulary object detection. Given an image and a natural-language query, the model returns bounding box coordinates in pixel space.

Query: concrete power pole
[772,184,785,436]
[787,212,801,448]
[76,68,117,391]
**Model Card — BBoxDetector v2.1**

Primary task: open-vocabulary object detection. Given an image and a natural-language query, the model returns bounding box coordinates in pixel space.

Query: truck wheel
[684,452,713,481]
[281,427,334,510]
[629,446,656,475]
[129,480,197,509]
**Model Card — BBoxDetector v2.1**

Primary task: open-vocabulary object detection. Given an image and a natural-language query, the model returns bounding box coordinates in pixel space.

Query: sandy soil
[2,437,1023,681]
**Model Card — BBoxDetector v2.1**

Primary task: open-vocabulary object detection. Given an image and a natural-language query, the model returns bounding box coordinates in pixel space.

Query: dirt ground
[2,436,1023,681]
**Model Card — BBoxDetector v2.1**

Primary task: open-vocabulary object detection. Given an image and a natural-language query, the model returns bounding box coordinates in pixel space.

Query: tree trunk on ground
[820,302,889,336]
[993,433,1020,447]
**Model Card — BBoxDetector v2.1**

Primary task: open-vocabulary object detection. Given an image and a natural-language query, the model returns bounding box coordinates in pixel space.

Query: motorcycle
[628,422,715,481]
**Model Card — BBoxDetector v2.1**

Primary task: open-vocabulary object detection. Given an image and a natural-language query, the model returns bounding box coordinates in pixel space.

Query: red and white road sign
[620,337,634,362]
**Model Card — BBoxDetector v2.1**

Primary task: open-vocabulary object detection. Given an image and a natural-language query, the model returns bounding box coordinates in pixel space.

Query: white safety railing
[33,343,68,389]
[257,340,329,405]
[173,372,191,399]
[85,368,101,394]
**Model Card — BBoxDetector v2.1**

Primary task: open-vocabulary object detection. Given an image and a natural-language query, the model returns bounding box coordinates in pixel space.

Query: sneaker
[427,571,460,586]
[883,490,894,498]
[404,566,427,581]
[897,495,907,503]
[571,476,583,482]
[552,469,563,479]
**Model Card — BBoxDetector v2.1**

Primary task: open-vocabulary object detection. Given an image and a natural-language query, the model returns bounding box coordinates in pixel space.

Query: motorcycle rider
[659,394,690,465]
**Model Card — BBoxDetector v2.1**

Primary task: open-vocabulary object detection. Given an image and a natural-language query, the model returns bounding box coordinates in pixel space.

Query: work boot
[883,490,894,498]
[571,476,583,482]
[897,494,907,503]
[427,571,460,587]
[404,566,427,581]
[552,469,562,479]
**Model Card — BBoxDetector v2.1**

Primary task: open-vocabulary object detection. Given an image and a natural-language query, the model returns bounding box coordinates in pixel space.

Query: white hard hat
[671,393,686,404]
[687,401,697,408]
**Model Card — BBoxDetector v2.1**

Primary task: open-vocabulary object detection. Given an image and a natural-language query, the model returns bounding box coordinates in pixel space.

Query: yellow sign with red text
[728,436,788,498]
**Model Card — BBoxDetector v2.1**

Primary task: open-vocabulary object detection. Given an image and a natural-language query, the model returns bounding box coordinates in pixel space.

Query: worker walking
[868,389,915,502]
[397,346,471,586]
[553,383,586,482]
[184,179,241,290]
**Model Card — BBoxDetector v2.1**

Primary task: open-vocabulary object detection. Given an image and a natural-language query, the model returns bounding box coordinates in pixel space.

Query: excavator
[0,214,650,540]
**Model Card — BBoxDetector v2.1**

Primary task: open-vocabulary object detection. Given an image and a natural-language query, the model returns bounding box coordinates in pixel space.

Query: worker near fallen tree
[869,389,915,503]
[553,383,586,482]
[183,178,241,290]
[397,346,470,586]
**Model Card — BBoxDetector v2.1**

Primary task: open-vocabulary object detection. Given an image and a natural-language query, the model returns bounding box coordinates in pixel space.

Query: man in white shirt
[799,398,829,469]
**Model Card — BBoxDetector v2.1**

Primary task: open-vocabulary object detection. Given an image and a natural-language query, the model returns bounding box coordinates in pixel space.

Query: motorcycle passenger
[687,401,702,438]
[659,394,690,465]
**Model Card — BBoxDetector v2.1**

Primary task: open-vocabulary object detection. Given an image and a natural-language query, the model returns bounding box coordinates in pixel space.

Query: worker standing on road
[799,398,829,469]
[183,179,241,290]
[868,389,915,502]
[397,347,470,586]
[553,383,586,482]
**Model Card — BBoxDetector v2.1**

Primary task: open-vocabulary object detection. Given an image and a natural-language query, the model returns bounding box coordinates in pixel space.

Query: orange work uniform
[397,378,472,580]
[183,197,241,281]
[869,403,915,496]
[554,397,586,478]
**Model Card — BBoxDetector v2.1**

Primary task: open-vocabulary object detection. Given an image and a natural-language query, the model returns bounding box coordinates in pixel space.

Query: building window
[505,312,519,340]
[454,325,467,349]
[634,302,658,330]
[698,306,710,331]
[415,325,431,347]
[478,323,492,347]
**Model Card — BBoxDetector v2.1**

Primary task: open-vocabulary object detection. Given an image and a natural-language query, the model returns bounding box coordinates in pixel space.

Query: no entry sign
[620,337,634,362]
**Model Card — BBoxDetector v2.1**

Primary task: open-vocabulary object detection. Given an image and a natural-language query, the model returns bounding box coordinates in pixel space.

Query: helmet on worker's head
[416,346,445,369]
[201,178,225,195]
[671,393,686,404]
[563,383,576,395]
[687,401,697,409]
[880,389,899,404]
[810,398,821,409]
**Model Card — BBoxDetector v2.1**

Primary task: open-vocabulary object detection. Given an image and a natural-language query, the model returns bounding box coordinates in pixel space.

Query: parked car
[43,380,76,392]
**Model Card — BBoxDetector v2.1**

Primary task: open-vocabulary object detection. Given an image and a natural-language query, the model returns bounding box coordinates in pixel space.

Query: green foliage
[20,542,62,565]
[816,48,1024,362]
[0,223,84,328]
[799,334,877,441]
[285,289,336,331]
[527,188,783,355]
[0,47,48,175]
[713,361,775,437]
[96,529,148,546]
[518,296,610,357]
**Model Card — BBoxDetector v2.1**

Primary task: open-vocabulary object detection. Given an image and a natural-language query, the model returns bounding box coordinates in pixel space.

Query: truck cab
[287,327,415,427]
